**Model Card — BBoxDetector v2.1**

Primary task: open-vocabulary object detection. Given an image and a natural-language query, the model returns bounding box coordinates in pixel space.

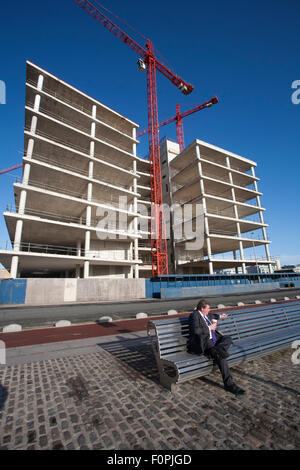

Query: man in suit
[187,298,245,396]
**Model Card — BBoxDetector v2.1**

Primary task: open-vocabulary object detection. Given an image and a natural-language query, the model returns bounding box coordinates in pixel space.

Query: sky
[0,0,299,267]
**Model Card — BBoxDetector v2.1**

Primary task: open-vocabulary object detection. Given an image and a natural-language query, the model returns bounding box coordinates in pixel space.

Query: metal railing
[27,79,134,139]
[0,240,135,260]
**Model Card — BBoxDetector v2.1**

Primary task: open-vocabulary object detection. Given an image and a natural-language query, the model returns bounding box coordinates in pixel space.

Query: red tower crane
[73,0,194,276]
[137,97,218,152]
[0,163,22,175]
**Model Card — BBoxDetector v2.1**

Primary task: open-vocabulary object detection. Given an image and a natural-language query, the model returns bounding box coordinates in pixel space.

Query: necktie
[204,316,217,344]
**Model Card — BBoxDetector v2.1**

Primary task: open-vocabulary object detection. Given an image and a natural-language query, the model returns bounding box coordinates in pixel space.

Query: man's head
[197,298,210,315]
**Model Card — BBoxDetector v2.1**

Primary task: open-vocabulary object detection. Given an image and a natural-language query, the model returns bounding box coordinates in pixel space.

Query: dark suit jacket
[187,309,222,355]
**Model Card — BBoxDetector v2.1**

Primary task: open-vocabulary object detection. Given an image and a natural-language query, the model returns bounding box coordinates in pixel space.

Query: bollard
[3,324,22,333]
[136,313,148,319]
[55,320,71,327]
[98,316,113,323]
[167,309,178,316]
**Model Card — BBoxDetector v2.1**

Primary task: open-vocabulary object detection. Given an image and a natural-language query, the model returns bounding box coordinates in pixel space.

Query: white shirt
[198,310,213,340]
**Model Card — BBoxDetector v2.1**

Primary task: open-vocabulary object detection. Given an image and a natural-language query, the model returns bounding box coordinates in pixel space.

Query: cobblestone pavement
[0,334,299,450]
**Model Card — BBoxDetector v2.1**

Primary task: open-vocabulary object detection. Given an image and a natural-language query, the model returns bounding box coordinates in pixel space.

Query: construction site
[0,0,293,307]
[0,0,299,454]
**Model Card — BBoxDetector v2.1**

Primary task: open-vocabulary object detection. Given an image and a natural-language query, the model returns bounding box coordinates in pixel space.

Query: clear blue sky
[0,0,299,266]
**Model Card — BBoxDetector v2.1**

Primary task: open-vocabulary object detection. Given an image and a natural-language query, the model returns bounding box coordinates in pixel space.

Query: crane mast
[73,0,193,275]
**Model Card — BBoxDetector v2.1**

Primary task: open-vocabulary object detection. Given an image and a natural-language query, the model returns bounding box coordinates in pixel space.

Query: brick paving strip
[0,325,299,450]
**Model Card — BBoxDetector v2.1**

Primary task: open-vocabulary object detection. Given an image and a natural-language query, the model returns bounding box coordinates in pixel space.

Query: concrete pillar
[34,94,41,112]
[92,105,97,119]
[10,256,19,279]
[13,220,23,251]
[23,163,31,185]
[88,161,94,179]
[264,242,271,261]
[87,183,92,202]
[86,205,91,226]
[91,122,96,138]
[85,230,90,253]
[30,116,38,134]
[90,141,95,158]
[132,127,137,156]
[76,240,81,256]
[134,262,139,279]
[84,261,89,278]
[26,138,34,159]
[18,190,27,215]
[37,74,44,92]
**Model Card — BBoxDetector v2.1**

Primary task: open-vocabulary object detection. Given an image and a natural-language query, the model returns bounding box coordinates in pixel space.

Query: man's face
[202,304,210,316]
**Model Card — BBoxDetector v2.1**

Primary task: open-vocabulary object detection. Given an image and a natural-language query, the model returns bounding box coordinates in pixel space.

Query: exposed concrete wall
[24,277,145,305]
[25,279,67,305]
[77,278,145,302]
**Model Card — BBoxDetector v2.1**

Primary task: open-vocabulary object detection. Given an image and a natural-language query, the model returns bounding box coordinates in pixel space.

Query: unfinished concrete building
[159,137,275,274]
[0,61,275,278]
[0,61,144,279]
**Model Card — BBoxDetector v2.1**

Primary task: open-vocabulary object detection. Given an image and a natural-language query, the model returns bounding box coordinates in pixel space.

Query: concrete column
[85,230,90,253]
[34,94,41,112]
[90,141,95,158]
[92,105,97,119]
[26,138,34,159]
[23,163,31,185]
[91,122,96,138]
[86,205,91,226]
[13,219,23,251]
[30,116,38,134]
[84,231,90,278]
[76,240,81,256]
[87,183,92,202]
[37,74,44,92]
[132,127,137,157]
[134,261,139,279]
[256,195,262,208]
[84,261,89,278]
[18,190,27,215]
[10,256,19,279]
[239,240,246,273]
[88,161,94,179]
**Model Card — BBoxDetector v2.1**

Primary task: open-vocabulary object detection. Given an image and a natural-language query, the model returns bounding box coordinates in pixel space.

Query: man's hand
[220,314,227,319]
[210,323,217,330]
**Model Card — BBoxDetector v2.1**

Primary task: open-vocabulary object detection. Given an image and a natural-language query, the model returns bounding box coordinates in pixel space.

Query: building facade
[0,61,145,279]
[159,137,275,274]
[0,62,275,278]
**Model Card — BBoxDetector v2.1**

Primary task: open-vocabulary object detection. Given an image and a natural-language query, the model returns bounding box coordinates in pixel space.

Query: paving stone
[0,342,299,450]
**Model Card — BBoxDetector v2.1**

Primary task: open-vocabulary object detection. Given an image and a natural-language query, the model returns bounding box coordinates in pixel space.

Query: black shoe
[225,384,246,396]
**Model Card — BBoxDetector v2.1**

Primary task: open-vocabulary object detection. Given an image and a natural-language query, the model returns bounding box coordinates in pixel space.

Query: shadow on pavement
[99,336,160,384]
[0,384,8,410]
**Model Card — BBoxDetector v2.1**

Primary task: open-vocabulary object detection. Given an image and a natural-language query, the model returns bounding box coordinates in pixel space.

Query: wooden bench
[147,302,300,391]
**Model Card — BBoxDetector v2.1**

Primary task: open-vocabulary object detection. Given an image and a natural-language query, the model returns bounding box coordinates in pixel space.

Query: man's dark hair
[197,298,209,311]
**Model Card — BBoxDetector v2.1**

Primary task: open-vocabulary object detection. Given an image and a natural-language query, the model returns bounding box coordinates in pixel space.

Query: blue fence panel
[0,279,27,304]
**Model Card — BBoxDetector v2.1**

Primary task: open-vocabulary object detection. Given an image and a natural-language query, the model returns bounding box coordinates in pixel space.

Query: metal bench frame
[147,302,300,391]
